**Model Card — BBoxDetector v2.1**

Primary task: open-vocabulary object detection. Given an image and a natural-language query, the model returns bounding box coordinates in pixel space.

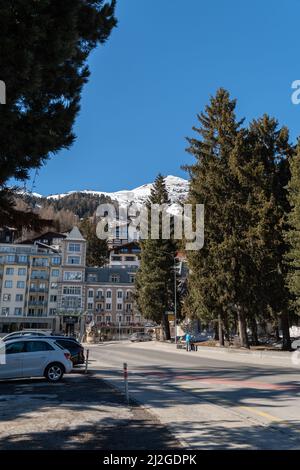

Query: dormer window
[110,274,120,283]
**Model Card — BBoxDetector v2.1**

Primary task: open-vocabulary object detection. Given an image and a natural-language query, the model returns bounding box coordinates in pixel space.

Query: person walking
[186,333,191,351]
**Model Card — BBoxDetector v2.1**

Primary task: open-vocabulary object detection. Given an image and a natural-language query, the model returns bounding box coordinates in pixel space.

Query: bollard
[123,362,129,405]
[85,348,89,374]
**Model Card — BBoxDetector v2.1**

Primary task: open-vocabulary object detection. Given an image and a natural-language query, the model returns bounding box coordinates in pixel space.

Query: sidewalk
[0,371,180,450]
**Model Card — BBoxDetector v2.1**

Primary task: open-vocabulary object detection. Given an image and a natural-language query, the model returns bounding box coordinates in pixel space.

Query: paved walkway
[0,370,180,450]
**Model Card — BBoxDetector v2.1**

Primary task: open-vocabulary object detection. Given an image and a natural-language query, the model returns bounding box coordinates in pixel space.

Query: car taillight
[64,352,71,360]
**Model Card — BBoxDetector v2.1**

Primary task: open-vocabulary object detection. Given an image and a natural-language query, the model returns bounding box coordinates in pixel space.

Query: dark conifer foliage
[135,174,177,340]
[0,0,117,227]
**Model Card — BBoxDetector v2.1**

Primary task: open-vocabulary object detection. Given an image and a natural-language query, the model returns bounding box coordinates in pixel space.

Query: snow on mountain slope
[46,175,189,206]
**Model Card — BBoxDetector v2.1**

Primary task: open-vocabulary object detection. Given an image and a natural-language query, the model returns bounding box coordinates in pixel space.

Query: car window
[57,340,76,350]
[6,342,26,354]
[25,341,54,352]
[54,341,65,350]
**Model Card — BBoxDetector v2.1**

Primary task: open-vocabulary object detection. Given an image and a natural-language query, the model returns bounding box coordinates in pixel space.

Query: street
[89,341,300,449]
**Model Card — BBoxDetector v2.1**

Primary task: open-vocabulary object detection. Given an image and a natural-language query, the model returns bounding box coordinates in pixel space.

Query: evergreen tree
[0,0,117,228]
[135,174,177,340]
[285,144,300,313]
[80,218,108,267]
[184,88,247,346]
[184,88,293,350]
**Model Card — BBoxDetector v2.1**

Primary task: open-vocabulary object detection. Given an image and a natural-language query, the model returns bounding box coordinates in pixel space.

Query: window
[129,275,135,283]
[15,294,23,302]
[106,290,112,298]
[14,308,22,316]
[51,269,59,277]
[6,341,25,354]
[126,304,132,312]
[49,308,57,316]
[6,267,14,275]
[67,256,81,265]
[110,274,120,283]
[96,290,103,299]
[18,268,26,276]
[68,243,81,252]
[50,295,57,302]
[88,274,97,282]
[111,256,122,261]
[51,257,61,265]
[105,315,111,322]
[51,282,58,289]
[33,257,48,267]
[1,307,9,316]
[105,303,111,310]
[125,256,135,261]
[18,255,28,263]
[88,290,94,298]
[25,341,54,352]
[88,303,93,310]
[117,316,122,323]
[117,291,123,299]
[4,280,12,288]
[3,294,11,301]
[63,271,82,281]
[63,286,81,295]
[126,316,131,323]
[117,303,123,310]
[17,281,25,288]
[7,255,15,263]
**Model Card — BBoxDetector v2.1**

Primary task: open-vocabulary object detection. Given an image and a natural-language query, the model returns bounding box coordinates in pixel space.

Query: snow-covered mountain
[44,175,189,206]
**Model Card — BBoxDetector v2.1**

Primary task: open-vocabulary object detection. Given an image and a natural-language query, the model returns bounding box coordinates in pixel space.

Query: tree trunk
[250,318,259,346]
[223,313,230,342]
[281,312,291,351]
[274,323,280,342]
[218,313,224,347]
[214,322,219,341]
[161,314,171,341]
[237,309,249,348]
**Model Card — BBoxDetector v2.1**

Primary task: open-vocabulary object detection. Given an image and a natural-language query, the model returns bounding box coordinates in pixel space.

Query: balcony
[31,274,49,280]
[29,287,48,293]
[28,301,48,306]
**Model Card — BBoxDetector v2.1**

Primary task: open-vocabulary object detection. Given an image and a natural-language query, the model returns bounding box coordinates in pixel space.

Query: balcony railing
[29,287,48,293]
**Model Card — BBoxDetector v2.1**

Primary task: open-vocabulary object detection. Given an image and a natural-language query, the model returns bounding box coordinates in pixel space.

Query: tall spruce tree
[0,0,117,228]
[135,174,176,340]
[184,88,248,346]
[285,144,300,315]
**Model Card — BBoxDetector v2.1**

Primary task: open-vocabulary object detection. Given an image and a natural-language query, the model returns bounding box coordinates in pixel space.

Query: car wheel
[44,363,64,382]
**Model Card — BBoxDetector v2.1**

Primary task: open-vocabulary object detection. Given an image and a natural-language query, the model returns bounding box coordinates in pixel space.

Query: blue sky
[26,0,300,195]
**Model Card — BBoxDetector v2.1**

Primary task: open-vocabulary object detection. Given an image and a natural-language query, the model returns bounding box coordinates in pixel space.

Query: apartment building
[0,242,61,332]
[0,226,144,336]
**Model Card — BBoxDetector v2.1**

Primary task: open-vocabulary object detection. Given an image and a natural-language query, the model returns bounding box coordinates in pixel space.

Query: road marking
[239,406,282,423]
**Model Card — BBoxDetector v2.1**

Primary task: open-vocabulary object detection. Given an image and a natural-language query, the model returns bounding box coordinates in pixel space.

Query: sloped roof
[86,265,138,284]
[66,226,85,241]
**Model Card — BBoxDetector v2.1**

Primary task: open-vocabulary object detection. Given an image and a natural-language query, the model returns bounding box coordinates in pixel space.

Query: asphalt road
[88,341,300,449]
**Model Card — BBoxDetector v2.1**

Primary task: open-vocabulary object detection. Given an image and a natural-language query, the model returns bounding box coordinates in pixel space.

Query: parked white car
[2,330,50,342]
[0,338,73,382]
